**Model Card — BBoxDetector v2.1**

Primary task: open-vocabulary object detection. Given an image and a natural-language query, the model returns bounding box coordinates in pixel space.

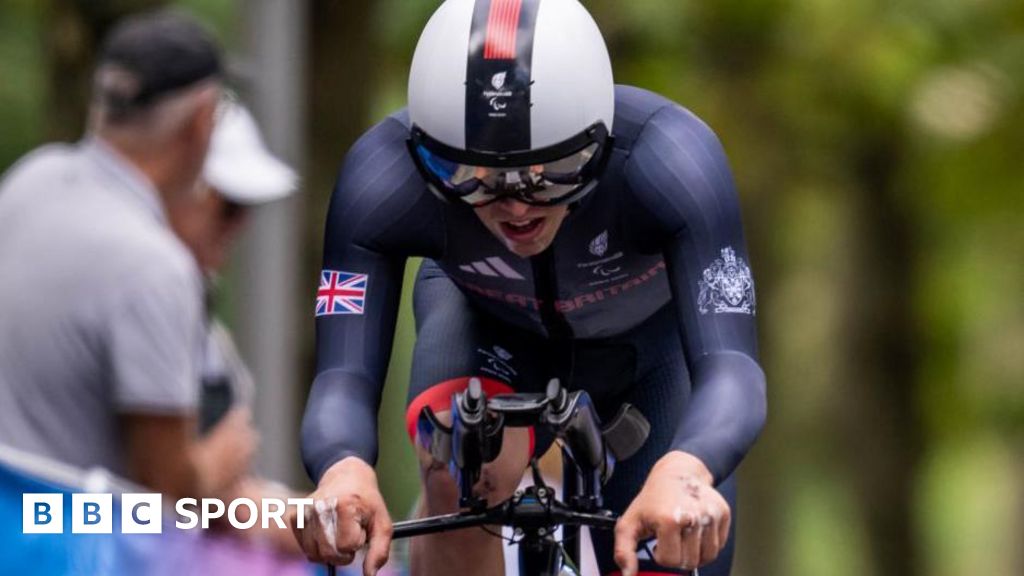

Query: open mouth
[499,218,544,241]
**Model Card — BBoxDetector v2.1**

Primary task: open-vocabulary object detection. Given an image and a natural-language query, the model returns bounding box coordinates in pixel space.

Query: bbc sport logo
[23,493,313,534]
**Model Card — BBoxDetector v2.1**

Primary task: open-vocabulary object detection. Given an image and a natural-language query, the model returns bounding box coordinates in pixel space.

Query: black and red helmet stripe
[483,0,523,60]
[466,0,541,153]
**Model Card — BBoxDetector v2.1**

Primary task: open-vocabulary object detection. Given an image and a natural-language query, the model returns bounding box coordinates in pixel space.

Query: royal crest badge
[697,247,756,315]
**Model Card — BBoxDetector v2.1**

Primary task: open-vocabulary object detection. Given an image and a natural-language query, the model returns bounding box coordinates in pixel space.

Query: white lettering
[261,498,287,529]
[227,498,258,530]
[201,498,224,529]
[175,498,198,529]
[288,498,314,530]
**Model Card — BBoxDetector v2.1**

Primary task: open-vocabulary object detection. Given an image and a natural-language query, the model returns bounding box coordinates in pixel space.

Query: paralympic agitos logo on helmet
[482,71,514,116]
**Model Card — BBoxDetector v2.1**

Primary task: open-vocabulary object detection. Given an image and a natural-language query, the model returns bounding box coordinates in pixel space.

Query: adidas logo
[458,257,525,281]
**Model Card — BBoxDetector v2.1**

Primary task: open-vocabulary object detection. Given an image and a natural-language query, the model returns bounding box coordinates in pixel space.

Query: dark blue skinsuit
[303,85,767,575]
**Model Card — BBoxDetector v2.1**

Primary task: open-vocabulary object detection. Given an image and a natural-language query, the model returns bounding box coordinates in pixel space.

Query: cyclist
[295,1,766,575]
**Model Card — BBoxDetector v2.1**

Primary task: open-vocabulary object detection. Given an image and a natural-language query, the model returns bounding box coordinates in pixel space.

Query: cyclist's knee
[418,453,460,513]
[477,426,530,503]
[415,411,530,509]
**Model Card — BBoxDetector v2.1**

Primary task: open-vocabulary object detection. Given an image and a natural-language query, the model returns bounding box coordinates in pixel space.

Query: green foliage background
[1,1,1021,575]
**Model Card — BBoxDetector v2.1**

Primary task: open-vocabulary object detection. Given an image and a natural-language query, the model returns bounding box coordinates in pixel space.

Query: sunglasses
[408,122,612,207]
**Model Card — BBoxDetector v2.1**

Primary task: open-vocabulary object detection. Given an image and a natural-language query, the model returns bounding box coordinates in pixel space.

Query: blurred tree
[7,0,1020,574]
[307,0,381,263]
[0,0,46,168]
[843,103,924,576]
[43,0,167,141]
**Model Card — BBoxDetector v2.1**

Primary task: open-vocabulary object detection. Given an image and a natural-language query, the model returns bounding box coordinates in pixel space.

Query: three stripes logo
[458,257,525,281]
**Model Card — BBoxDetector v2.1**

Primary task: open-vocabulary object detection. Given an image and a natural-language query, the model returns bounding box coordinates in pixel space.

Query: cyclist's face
[473,197,569,257]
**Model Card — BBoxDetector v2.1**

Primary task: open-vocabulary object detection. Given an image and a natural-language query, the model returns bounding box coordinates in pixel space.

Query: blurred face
[169,183,250,273]
[473,198,570,257]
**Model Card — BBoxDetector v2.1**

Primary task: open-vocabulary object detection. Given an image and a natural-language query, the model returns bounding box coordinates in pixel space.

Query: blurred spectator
[0,9,254,501]
[168,100,303,554]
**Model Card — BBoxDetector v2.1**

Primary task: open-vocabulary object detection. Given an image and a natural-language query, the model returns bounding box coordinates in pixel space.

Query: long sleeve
[625,102,767,483]
[301,115,444,482]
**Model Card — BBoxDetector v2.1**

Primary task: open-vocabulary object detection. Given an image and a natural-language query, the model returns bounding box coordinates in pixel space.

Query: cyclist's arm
[626,103,767,484]
[302,238,405,482]
[300,115,444,483]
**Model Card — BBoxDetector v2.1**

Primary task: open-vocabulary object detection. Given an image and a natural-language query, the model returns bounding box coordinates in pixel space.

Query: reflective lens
[415,142,601,207]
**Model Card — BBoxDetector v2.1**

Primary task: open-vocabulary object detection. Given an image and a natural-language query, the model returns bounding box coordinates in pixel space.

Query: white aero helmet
[408,0,615,206]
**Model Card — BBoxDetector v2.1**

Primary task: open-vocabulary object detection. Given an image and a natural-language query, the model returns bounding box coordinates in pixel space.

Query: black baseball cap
[95,9,223,113]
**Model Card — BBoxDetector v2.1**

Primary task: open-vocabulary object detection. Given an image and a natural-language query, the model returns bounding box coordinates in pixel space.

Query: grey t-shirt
[0,138,203,475]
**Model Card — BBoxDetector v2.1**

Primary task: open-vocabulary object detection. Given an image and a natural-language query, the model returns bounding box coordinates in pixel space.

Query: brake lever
[453,379,493,509]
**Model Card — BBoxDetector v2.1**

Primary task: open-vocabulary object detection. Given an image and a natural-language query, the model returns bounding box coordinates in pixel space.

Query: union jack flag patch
[316,270,368,316]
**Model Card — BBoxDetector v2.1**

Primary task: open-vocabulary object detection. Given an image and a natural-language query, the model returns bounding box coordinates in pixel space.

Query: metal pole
[238,0,307,485]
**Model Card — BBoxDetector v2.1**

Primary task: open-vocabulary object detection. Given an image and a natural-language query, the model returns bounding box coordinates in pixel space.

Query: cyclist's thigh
[406,259,548,444]
[587,307,738,576]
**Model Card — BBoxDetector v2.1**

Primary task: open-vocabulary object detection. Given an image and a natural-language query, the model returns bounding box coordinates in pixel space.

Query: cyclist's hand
[289,456,393,576]
[614,451,730,575]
